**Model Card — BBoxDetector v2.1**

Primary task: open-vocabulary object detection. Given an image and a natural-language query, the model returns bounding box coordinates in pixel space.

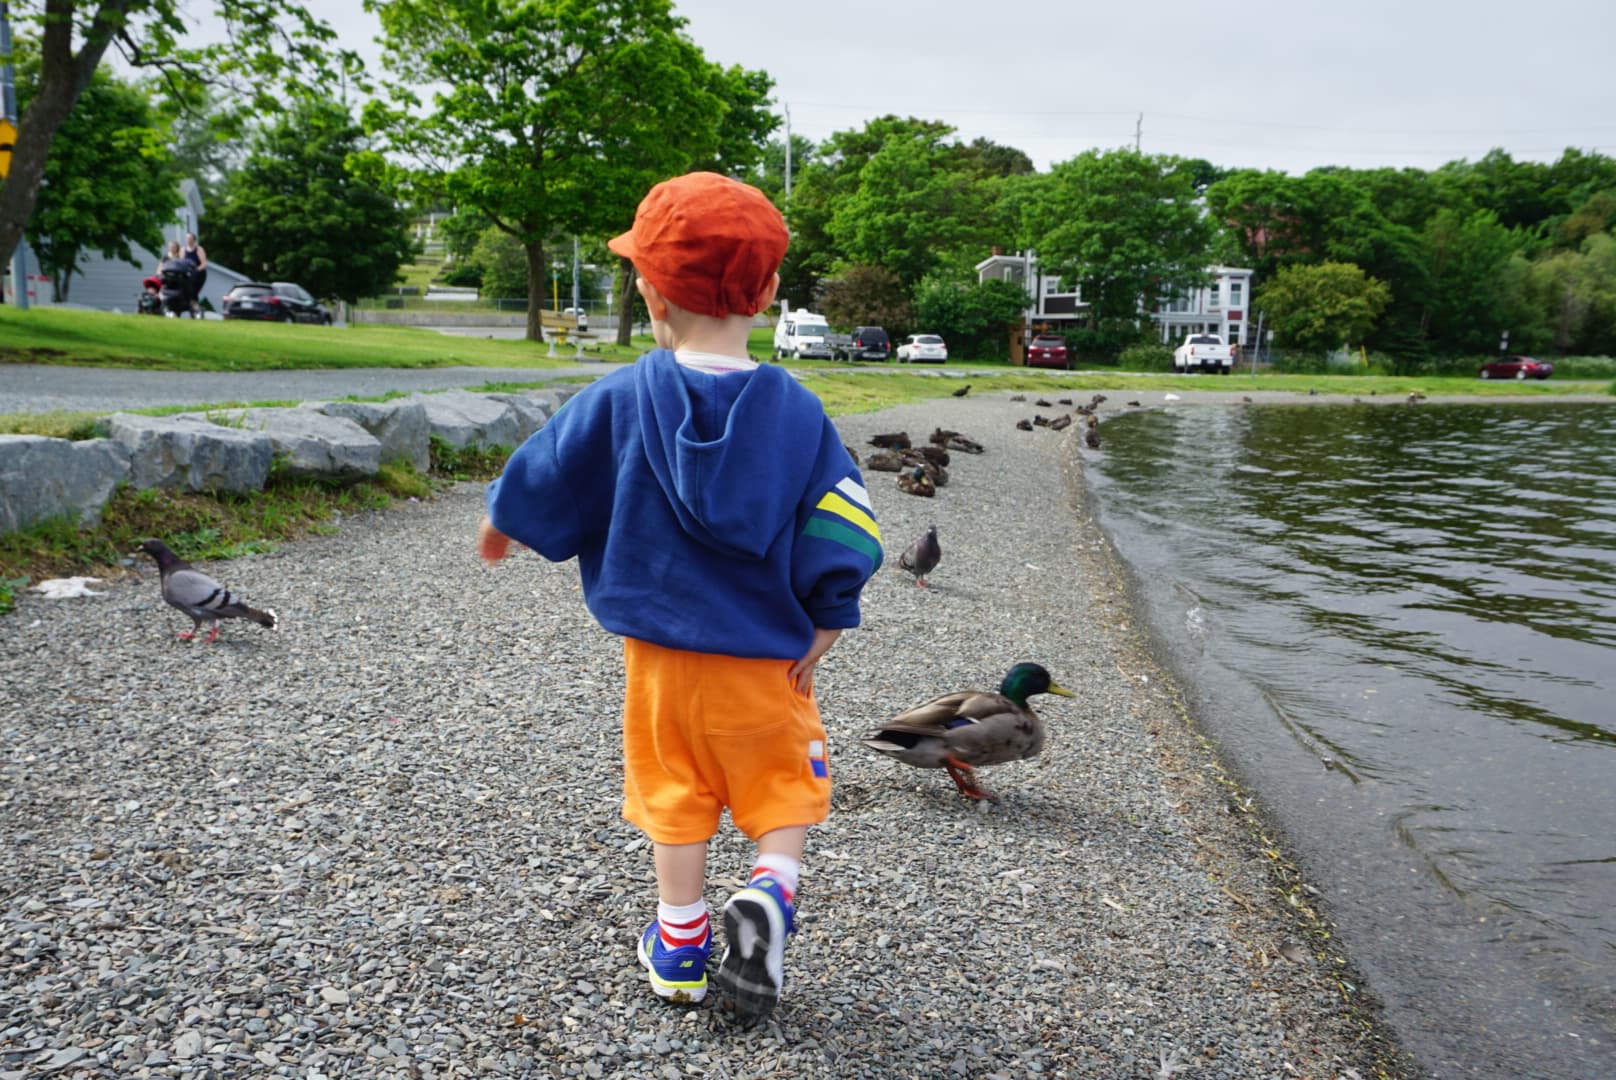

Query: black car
[830,325,891,362]
[221,281,333,324]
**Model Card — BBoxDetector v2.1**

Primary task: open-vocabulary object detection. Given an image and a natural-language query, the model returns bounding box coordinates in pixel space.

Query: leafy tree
[1524,235,1616,356]
[206,100,413,303]
[440,209,493,264]
[469,227,528,301]
[825,124,996,288]
[1254,261,1391,353]
[816,264,913,336]
[0,0,361,282]
[365,0,773,342]
[1420,208,1529,354]
[16,59,181,301]
[912,275,1029,360]
[1022,149,1214,334]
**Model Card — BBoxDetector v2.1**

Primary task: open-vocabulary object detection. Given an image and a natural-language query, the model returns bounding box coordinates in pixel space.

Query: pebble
[0,396,1406,1078]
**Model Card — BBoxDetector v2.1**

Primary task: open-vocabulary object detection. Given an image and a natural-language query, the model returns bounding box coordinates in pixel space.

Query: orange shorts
[621,637,831,845]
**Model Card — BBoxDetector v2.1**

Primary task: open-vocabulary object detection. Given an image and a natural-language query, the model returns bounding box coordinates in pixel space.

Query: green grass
[0,305,639,371]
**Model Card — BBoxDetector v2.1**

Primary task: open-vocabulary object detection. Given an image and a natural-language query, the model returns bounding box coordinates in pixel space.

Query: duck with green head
[863,662,1076,801]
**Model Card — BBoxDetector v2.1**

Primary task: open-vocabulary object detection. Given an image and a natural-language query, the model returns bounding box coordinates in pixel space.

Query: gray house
[4,179,250,313]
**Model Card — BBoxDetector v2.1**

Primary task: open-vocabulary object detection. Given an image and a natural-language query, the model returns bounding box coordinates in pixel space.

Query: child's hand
[788,628,843,695]
[477,517,513,563]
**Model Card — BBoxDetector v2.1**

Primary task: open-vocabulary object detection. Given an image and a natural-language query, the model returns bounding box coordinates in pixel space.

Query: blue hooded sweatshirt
[486,350,881,660]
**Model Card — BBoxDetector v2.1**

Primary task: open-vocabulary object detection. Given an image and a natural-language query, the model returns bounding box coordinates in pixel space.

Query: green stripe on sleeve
[803,515,884,568]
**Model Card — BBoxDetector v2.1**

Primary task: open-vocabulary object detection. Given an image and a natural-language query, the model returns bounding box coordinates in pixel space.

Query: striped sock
[750,853,800,903]
[657,899,709,948]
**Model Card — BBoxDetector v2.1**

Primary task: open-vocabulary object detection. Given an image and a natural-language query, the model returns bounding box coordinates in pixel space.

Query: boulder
[223,408,382,479]
[0,435,131,533]
[169,407,382,479]
[411,390,522,450]
[105,413,274,493]
[311,399,430,472]
[484,393,555,444]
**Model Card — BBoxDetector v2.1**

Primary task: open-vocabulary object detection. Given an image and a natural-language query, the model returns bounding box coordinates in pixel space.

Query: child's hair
[607,172,788,319]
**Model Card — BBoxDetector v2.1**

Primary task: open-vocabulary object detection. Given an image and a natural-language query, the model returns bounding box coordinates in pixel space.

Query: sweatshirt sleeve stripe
[815,490,881,541]
[803,516,884,566]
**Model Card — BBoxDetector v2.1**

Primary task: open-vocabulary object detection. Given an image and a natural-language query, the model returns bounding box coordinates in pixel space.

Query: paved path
[0,363,624,414]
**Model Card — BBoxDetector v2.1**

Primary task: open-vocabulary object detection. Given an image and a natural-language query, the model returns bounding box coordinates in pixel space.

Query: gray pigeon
[137,539,277,642]
[898,525,941,587]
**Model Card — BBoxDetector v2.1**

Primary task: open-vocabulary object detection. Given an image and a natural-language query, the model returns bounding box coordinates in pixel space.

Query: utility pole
[571,235,581,321]
[775,104,788,201]
[1,0,27,310]
[1134,112,1142,153]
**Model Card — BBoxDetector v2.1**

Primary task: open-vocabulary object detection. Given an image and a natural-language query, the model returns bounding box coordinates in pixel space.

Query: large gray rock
[105,413,274,493]
[411,391,522,450]
[180,408,382,479]
[311,399,430,472]
[485,392,556,445]
[0,435,131,533]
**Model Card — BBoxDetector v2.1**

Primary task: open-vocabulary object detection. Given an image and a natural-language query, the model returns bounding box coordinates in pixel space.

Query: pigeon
[898,525,941,587]
[951,384,971,397]
[137,539,277,642]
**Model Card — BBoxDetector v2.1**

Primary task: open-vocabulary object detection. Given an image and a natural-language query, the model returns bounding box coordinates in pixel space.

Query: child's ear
[635,273,670,321]
[756,272,780,313]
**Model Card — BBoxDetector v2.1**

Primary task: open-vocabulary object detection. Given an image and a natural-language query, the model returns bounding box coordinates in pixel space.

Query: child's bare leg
[719,825,807,1022]
[641,840,712,1003]
[652,840,708,905]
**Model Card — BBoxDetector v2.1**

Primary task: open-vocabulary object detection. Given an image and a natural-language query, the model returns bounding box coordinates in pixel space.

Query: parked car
[827,325,891,362]
[221,282,333,324]
[1479,355,1553,380]
[564,306,588,330]
[896,333,948,363]
[1025,334,1069,370]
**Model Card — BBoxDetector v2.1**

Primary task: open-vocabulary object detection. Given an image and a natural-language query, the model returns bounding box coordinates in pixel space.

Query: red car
[1025,334,1069,369]
[1479,355,1553,380]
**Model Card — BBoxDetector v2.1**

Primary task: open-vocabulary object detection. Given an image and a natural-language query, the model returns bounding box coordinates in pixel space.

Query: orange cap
[607,172,788,319]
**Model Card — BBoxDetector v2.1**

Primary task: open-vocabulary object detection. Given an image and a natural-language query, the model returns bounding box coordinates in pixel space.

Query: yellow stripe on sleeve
[816,490,881,541]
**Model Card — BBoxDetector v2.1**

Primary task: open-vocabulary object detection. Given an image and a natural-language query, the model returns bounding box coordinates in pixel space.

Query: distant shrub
[1117,343,1173,371]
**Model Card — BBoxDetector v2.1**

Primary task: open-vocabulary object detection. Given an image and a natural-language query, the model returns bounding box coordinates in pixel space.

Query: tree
[1022,149,1214,334]
[206,100,413,303]
[913,276,1028,360]
[1254,261,1391,353]
[0,0,360,282]
[17,60,181,301]
[816,264,914,336]
[365,0,773,342]
[469,227,527,302]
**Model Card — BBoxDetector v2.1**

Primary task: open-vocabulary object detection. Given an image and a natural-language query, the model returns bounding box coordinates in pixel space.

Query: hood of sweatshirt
[634,350,823,561]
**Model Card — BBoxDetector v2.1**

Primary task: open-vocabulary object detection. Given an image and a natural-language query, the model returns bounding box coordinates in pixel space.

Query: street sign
[0,119,16,180]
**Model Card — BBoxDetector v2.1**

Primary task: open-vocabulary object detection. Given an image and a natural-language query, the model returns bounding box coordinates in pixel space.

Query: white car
[563,306,588,330]
[897,333,948,363]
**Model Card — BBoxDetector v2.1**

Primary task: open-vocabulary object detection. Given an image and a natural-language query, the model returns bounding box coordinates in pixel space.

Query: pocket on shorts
[703,665,813,738]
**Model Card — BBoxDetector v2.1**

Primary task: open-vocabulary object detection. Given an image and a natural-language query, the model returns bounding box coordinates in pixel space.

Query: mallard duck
[869,431,911,450]
[864,663,1075,801]
[864,449,904,472]
[897,466,935,497]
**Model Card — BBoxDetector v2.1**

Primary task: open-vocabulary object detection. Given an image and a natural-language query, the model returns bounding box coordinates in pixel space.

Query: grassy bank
[0,305,645,370]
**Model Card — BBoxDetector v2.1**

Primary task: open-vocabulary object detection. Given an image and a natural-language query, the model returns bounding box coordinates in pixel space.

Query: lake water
[1083,401,1616,1079]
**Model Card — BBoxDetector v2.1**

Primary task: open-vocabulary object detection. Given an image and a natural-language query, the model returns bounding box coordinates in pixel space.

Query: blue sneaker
[637,921,710,1003]
[717,877,795,1022]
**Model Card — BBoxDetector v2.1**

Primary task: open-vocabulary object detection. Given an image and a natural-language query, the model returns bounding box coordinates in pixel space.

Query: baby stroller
[156,259,196,317]
[138,275,164,316]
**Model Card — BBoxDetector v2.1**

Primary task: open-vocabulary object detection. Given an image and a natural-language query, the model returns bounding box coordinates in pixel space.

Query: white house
[3,178,251,313]
[975,249,1255,355]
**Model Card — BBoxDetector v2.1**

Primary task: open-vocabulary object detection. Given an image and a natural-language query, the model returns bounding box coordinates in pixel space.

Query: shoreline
[0,389,1551,1077]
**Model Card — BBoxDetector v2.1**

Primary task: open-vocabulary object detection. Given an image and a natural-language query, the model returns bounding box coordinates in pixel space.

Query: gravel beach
[1,393,1413,1078]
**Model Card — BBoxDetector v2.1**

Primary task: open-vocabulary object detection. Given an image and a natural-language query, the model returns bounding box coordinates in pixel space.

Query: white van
[773,302,832,360]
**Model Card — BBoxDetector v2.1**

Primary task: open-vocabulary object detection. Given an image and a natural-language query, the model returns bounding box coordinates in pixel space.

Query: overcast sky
[324,0,1613,175]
